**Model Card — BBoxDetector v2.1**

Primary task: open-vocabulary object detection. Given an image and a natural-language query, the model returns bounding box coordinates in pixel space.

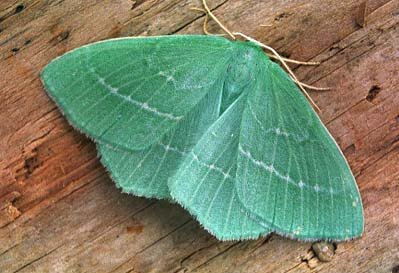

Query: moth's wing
[41,35,234,150]
[169,94,270,240]
[98,87,223,199]
[235,58,364,241]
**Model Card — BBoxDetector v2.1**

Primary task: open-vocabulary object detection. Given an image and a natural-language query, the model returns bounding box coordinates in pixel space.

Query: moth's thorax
[221,43,264,110]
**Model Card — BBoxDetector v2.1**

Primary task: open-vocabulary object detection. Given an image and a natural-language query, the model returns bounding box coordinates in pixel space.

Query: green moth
[41,35,364,241]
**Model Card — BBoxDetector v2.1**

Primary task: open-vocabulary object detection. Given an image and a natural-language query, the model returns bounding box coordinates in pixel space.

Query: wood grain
[0,0,398,272]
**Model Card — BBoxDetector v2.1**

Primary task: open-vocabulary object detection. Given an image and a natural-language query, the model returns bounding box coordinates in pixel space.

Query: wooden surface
[0,0,398,272]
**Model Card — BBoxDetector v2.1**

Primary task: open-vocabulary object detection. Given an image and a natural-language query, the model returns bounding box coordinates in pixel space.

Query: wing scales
[98,85,224,198]
[169,94,270,240]
[42,35,363,241]
[236,58,364,240]
[41,35,234,150]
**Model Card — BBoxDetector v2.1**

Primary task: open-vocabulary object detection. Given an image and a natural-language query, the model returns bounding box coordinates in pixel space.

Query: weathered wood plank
[0,0,398,272]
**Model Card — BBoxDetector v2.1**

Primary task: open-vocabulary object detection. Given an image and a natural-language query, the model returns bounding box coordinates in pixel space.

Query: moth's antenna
[233,32,322,112]
[269,55,321,67]
[190,7,225,37]
[194,8,322,68]
[259,24,323,67]
[197,0,327,111]
[200,0,236,40]
[297,82,331,91]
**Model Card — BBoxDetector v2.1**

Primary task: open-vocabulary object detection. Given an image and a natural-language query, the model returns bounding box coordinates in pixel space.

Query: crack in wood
[173,242,219,273]
[296,14,398,86]
[246,233,274,255]
[136,219,193,256]
[355,144,399,179]
[72,201,157,252]
[190,242,241,272]
[170,0,230,35]
[11,244,61,273]
[108,219,193,273]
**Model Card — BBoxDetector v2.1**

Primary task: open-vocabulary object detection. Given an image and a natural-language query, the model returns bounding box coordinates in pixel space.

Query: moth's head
[221,44,265,109]
[225,43,265,87]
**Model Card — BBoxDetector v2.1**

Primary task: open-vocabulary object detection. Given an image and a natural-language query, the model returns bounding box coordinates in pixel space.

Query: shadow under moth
[40,5,364,242]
